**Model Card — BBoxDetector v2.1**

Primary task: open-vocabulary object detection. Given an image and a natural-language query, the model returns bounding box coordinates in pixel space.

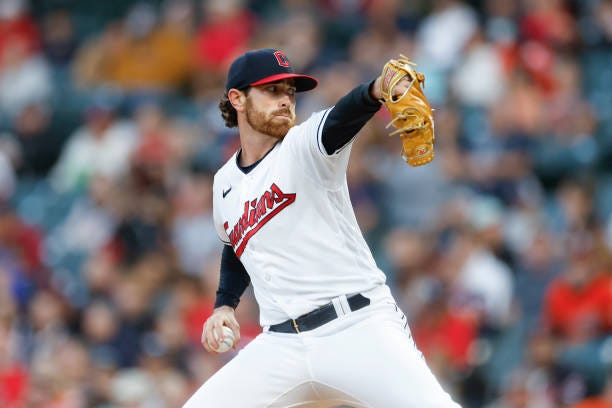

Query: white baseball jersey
[212,109,387,326]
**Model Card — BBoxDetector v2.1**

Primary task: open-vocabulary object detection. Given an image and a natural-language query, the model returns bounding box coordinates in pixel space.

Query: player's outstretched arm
[320,80,381,155]
[319,73,411,156]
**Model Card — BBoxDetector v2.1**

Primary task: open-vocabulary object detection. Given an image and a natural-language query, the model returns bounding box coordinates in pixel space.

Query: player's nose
[278,93,292,108]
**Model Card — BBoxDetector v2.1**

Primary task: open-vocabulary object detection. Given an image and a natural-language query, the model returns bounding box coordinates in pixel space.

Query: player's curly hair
[219,89,250,128]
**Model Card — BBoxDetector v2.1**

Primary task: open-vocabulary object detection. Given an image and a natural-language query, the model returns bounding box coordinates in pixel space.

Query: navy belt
[269,294,370,334]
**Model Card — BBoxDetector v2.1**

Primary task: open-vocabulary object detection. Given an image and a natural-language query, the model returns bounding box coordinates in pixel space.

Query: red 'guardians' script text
[223,183,296,257]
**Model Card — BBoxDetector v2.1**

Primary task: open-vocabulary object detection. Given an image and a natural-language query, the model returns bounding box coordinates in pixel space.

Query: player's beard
[245,97,295,140]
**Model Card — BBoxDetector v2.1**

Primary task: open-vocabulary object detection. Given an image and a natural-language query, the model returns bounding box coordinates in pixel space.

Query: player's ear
[228,88,247,112]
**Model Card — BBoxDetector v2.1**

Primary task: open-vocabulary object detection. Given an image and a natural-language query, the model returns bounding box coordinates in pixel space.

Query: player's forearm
[214,245,251,309]
[321,80,382,155]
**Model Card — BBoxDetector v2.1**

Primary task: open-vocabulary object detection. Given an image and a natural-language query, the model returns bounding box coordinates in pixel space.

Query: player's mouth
[272,109,293,119]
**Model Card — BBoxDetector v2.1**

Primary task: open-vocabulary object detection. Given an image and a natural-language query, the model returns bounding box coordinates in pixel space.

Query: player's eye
[264,84,295,97]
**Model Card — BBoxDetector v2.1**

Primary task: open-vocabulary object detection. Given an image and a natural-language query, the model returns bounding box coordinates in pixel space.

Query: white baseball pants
[183,289,462,408]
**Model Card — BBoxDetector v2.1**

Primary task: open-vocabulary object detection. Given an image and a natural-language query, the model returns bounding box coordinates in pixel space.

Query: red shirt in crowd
[544,272,612,342]
[412,309,478,370]
[0,363,28,408]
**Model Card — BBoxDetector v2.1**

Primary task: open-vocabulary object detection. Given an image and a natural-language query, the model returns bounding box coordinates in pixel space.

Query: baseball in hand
[213,326,235,353]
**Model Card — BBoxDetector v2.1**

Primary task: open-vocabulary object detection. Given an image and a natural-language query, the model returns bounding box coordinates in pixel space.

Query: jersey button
[264,273,271,282]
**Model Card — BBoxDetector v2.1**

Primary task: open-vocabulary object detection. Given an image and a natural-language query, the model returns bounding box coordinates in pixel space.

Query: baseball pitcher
[183,48,460,408]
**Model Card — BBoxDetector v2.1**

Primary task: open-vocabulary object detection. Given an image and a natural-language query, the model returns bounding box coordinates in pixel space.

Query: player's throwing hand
[201,305,240,353]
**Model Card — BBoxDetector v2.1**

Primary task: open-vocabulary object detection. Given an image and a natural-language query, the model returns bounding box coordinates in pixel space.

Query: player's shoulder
[213,151,239,184]
[303,109,331,129]
[285,109,332,140]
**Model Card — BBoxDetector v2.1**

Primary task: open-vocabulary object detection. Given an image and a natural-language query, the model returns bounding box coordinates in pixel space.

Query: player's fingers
[394,77,411,97]
[202,319,222,352]
[209,320,225,351]
[201,321,215,352]
[232,330,240,348]
[225,319,241,345]
[202,336,212,352]
[206,326,219,351]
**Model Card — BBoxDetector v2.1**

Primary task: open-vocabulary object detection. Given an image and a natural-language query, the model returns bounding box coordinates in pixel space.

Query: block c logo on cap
[274,51,290,67]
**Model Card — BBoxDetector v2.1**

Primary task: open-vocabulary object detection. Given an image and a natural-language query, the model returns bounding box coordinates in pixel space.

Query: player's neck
[238,131,279,167]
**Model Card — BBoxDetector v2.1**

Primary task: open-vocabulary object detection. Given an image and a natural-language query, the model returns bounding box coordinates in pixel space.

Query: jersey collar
[235,142,279,175]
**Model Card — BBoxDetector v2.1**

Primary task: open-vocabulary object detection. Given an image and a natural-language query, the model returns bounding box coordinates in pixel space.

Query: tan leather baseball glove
[379,56,435,167]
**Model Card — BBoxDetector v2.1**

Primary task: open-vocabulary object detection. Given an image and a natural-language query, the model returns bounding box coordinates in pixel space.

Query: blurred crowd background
[0,0,611,406]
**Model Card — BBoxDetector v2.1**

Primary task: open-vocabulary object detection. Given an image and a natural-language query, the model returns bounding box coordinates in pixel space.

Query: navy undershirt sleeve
[214,245,251,309]
[321,80,382,155]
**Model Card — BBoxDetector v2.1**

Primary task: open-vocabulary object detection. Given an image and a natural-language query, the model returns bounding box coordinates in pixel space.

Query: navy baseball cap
[225,48,318,93]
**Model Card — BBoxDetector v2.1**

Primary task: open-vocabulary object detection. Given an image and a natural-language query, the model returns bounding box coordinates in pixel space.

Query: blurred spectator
[0,148,16,202]
[547,177,597,240]
[0,0,39,61]
[0,314,28,408]
[537,57,598,174]
[346,139,384,241]
[489,69,546,141]
[73,2,192,95]
[129,101,187,188]
[514,229,562,332]
[0,207,46,291]
[543,234,612,343]
[51,338,91,404]
[372,140,455,230]
[105,2,192,94]
[485,365,556,408]
[87,345,118,406]
[450,196,515,333]
[170,275,212,347]
[72,22,126,90]
[47,174,117,257]
[415,0,478,71]
[573,375,612,408]
[108,272,157,367]
[411,285,478,383]
[520,0,578,50]
[297,61,363,119]
[193,0,256,73]
[149,310,191,372]
[451,29,507,108]
[592,0,612,45]
[542,227,612,401]
[191,0,256,99]
[50,91,138,192]
[137,330,192,406]
[109,170,172,265]
[5,103,64,177]
[348,0,414,77]
[109,368,161,407]
[80,300,122,366]
[0,36,52,119]
[23,289,72,400]
[384,227,438,318]
[171,171,217,276]
[40,9,78,68]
